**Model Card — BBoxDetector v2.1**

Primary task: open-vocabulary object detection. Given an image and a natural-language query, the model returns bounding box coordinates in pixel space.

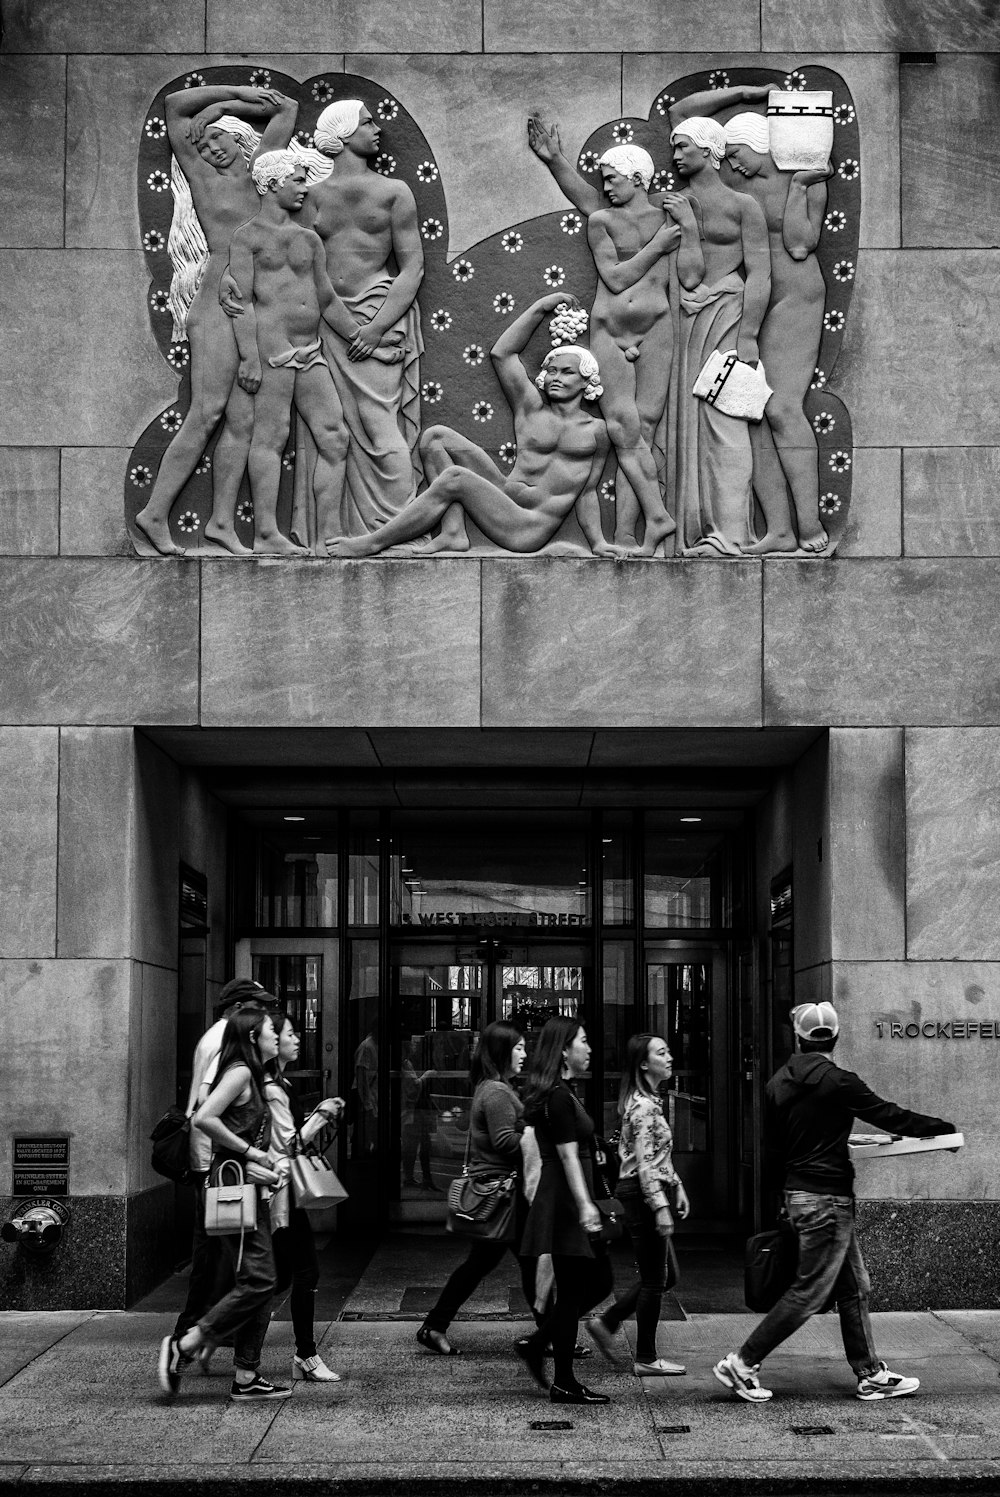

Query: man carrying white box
[714,1000,956,1405]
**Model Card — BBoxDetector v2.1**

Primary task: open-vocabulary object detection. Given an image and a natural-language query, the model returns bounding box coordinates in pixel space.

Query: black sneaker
[230,1374,293,1402]
[158,1334,193,1397]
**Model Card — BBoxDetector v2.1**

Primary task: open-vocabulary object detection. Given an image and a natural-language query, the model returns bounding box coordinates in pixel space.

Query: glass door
[234,937,340,1116]
[388,939,592,1225]
[389,943,485,1224]
[645,943,731,1229]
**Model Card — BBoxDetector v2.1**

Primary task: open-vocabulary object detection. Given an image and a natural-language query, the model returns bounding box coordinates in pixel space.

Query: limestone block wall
[0,728,229,1308]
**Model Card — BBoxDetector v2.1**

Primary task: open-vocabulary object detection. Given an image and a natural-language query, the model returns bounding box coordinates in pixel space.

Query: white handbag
[205,1158,258,1238]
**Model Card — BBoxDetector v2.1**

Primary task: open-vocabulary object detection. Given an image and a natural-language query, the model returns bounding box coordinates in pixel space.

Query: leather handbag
[744,1224,798,1312]
[446,1170,518,1242]
[149,1105,194,1185]
[590,1194,625,1245]
[289,1144,349,1210]
[591,1132,624,1244]
[446,1122,518,1243]
[205,1158,257,1237]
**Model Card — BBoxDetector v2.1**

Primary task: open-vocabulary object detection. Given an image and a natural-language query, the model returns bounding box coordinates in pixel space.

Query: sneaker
[634,1358,686,1377]
[293,1353,341,1383]
[856,1362,919,1400]
[230,1374,293,1402]
[713,1351,773,1403]
[158,1334,193,1397]
[585,1315,627,1368]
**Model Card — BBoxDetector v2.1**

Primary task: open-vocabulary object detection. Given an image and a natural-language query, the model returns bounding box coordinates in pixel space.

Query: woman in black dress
[516,1016,613,1405]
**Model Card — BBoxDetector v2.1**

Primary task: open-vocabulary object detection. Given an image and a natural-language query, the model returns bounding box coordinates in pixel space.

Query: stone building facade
[1,0,998,1309]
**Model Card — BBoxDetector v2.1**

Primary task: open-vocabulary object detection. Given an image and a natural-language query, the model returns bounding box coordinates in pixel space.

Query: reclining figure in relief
[326,294,620,559]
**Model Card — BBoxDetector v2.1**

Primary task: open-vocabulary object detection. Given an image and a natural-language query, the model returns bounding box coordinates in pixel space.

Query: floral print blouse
[617,1091,681,1217]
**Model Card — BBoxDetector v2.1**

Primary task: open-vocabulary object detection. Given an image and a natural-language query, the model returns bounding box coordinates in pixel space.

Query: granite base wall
[0,1184,175,1310]
[858,1200,1000,1311]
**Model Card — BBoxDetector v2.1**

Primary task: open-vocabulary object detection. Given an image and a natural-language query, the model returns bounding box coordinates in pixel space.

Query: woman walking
[265,1010,346,1383]
[158,1010,288,1402]
[417,1022,537,1354]
[516,1017,613,1406]
[586,1033,690,1375]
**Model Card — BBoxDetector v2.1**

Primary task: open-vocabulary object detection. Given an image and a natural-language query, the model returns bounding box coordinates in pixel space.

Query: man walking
[714,1001,955,1404]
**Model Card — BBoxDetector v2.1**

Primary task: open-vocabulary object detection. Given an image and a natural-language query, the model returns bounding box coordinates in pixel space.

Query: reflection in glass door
[389,941,591,1224]
[390,946,484,1223]
[646,945,730,1228]
[251,952,323,1111]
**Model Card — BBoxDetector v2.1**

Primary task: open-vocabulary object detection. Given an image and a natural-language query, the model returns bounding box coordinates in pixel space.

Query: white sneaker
[713,1350,773,1403]
[856,1361,919,1400]
[292,1353,341,1383]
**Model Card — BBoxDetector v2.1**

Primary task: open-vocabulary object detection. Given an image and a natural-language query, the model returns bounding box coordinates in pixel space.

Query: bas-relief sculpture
[127,66,859,561]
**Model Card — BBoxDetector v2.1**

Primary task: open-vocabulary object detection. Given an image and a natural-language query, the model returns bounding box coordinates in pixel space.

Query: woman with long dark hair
[158,1009,287,1403]
[516,1016,612,1405]
[265,1010,346,1383]
[586,1033,690,1376]
[417,1021,537,1355]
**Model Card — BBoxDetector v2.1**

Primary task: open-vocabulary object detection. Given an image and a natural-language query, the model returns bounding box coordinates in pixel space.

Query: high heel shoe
[513,1337,549,1390]
[550,1382,610,1405]
[416,1324,460,1355]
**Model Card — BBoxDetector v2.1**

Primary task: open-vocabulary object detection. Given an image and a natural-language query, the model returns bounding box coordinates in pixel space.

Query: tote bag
[205,1158,257,1236]
[289,1146,349,1210]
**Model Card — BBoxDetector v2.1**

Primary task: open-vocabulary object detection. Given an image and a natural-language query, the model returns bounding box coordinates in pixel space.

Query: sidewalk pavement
[2,1308,1000,1494]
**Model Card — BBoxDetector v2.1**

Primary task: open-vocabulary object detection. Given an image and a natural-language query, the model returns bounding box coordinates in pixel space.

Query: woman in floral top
[585,1033,690,1376]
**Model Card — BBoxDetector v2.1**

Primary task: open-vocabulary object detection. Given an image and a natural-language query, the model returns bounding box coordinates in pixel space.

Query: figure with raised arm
[672,86,830,553]
[528,118,703,556]
[293,100,424,549]
[666,115,771,557]
[135,85,298,556]
[326,294,613,558]
[228,151,404,555]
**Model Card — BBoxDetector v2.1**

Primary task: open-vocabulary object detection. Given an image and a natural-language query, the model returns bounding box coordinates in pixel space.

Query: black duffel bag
[150,1105,195,1185]
[744,1224,798,1312]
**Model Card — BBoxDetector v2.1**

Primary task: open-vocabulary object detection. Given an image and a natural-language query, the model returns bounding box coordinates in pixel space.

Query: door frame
[642,939,735,1232]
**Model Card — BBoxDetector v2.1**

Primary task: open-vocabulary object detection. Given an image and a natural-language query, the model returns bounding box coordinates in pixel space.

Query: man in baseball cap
[714,999,955,1405]
[791,1001,839,1042]
[211,977,279,1019]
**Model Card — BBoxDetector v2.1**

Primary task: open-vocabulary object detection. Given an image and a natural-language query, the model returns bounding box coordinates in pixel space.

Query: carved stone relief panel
[126,64,858,561]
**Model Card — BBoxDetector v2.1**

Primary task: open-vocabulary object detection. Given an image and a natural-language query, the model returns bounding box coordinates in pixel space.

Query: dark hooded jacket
[765,1052,953,1196]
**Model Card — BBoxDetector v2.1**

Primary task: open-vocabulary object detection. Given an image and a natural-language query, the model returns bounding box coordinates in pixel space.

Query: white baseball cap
[791,1001,839,1040]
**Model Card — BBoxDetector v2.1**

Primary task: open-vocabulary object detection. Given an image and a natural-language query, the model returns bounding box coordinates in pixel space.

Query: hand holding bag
[289,1133,349,1210]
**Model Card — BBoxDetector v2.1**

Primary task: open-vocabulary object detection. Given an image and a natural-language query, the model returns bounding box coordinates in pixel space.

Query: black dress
[520,1081,597,1259]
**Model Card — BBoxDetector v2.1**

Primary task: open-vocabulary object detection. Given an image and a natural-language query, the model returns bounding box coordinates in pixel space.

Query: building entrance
[231,801,756,1239]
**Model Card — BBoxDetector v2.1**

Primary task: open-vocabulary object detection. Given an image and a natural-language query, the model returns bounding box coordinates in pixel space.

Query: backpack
[150,1105,195,1184]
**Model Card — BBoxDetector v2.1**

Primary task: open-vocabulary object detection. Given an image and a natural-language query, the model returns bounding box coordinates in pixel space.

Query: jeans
[174,1173,233,1339]
[272,1206,320,1361]
[741,1190,880,1377]
[603,1181,668,1364]
[197,1192,277,1373]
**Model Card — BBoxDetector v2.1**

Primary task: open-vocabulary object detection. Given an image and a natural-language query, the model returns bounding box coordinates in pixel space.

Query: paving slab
[0,1312,94,1388]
